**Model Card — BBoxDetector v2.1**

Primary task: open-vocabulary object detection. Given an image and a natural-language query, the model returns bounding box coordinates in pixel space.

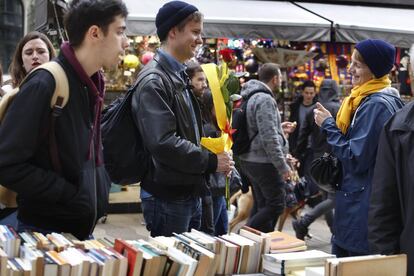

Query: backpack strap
[32,62,69,175]
[33,62,70,110]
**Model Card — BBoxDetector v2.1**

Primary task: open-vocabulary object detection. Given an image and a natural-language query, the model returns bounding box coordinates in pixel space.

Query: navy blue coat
[321,89,403,253]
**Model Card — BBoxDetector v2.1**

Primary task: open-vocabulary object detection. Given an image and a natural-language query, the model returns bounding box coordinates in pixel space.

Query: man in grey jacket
[239,63,292,232]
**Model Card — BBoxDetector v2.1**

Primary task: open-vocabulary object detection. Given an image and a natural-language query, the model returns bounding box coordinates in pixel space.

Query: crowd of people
[0,0,413,274]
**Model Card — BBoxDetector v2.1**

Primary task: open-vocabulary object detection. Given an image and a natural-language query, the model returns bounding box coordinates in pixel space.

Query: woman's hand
[314,102,332,127]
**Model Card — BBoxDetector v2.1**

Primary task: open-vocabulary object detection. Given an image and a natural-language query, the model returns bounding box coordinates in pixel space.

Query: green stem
[226,176,230,210]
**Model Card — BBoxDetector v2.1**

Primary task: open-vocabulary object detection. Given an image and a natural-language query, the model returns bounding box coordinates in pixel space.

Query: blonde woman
[314,39,403,257]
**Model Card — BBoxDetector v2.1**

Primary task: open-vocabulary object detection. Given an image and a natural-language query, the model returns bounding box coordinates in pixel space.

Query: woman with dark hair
[200,89,241,235]
[9,31,56,88]
[314,39,403,257]
[0,32,55,228]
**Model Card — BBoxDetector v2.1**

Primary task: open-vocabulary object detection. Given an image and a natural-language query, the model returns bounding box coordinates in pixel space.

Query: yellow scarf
[336,75,391,134]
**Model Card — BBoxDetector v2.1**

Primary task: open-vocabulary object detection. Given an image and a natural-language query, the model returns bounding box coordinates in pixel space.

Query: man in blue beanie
[131,1,234,237]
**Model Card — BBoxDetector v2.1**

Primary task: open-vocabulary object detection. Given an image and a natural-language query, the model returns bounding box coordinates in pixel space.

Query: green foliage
[218,64,241,119]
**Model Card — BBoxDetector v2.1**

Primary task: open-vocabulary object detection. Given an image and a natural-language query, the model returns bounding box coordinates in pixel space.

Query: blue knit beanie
[156,1,198,41]
[355,39,395,78]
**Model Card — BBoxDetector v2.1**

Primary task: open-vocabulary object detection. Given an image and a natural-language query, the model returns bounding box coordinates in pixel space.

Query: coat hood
[241,79,273,98]
[319,79,340,103]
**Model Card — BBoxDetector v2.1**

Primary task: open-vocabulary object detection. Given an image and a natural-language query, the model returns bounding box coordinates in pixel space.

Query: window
[0,0,23,77]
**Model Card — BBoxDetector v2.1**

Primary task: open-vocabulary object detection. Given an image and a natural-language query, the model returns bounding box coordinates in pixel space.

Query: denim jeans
[212,195,228,235]
[18,220,53,235]
[241,160,286,233]
[0,209,18,230]
[141,196,155,231]
[150,196,201,237]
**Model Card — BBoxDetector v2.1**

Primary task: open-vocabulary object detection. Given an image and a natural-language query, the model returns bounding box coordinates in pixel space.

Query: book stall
[0,223,406,276]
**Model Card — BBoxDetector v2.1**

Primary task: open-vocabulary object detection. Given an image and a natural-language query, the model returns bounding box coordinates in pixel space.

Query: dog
[229,187,253,232]
[228,178,309,233]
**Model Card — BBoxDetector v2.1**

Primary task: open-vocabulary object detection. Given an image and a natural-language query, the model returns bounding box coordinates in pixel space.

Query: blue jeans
[141,196,155,231]
[150,196,201,237]
[212,196,228,235]
[0,209,18,229]
[18,220,53,235]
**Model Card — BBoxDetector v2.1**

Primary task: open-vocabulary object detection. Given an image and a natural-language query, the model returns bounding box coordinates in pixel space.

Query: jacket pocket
[335,187,366,230]
[153,161,202,187]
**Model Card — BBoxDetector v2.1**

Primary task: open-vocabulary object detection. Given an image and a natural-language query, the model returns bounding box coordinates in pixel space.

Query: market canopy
[124,0,332,42]
[124,0,414,47]
[299,2,414,48]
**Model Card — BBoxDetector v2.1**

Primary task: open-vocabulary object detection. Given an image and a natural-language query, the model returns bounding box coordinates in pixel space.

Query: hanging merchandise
[141,51,155,65]
[328,44,340,84]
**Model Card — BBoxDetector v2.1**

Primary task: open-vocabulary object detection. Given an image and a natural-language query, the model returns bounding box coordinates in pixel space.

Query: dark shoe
[292,219,309,240]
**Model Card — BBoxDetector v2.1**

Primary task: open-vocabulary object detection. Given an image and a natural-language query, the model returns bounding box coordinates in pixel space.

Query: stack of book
[0,225,356,276]
[325,254,407,276]
[262,249,335,275]
[0,228,130,276]
[0,225,20,257]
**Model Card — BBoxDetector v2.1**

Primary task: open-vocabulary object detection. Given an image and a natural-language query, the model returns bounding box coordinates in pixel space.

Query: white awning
[124,0,332,42]
[124,0,414,47]
[299,2,414,47]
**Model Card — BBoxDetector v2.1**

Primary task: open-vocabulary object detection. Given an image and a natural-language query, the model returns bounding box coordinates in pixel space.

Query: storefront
[110,1,413,99]
[0,0,24,72]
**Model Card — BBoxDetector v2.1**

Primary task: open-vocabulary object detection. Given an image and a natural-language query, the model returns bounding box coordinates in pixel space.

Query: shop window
[0,0,23,75]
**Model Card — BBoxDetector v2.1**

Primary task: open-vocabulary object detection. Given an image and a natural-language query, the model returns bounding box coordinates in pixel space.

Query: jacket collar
[389,101,414,132]
[157,49,186,75]
[153,51,186,92]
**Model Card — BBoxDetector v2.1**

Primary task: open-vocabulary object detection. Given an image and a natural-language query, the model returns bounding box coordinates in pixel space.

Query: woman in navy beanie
[313,39,404,257]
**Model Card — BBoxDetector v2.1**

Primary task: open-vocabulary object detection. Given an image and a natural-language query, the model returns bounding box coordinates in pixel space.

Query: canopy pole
[290,1,336,42]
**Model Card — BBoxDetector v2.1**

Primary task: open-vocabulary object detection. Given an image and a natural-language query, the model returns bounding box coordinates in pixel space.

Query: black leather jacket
[131,53,217,200]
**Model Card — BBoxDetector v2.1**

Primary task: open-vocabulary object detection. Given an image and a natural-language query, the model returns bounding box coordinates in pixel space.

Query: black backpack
[231,90,272,155]
[101,68,171,185]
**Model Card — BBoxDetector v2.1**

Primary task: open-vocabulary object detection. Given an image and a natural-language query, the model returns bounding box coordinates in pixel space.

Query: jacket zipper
[90,139,97,236]
[84,86,97,236]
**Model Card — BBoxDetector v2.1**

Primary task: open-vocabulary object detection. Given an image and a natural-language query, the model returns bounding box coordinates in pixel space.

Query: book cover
[114,239,143,276]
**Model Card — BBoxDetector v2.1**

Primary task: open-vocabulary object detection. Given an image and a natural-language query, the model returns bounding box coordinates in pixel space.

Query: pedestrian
[0,31,57,228]
[132,0,234,237]
[199,89,243,235]
[368,44,414,275]
[314,39,403,256]
[0,0,129,239]
[239,63,292,233]
[186,60,208,98]
[8,31,56,89]
[288,80,317,164]
[292,79,341,239]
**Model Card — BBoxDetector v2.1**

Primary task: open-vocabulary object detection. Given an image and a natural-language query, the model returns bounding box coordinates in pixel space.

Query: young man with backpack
[0,0,129,239]
[238,63,292,233]
[131,0,234,237]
